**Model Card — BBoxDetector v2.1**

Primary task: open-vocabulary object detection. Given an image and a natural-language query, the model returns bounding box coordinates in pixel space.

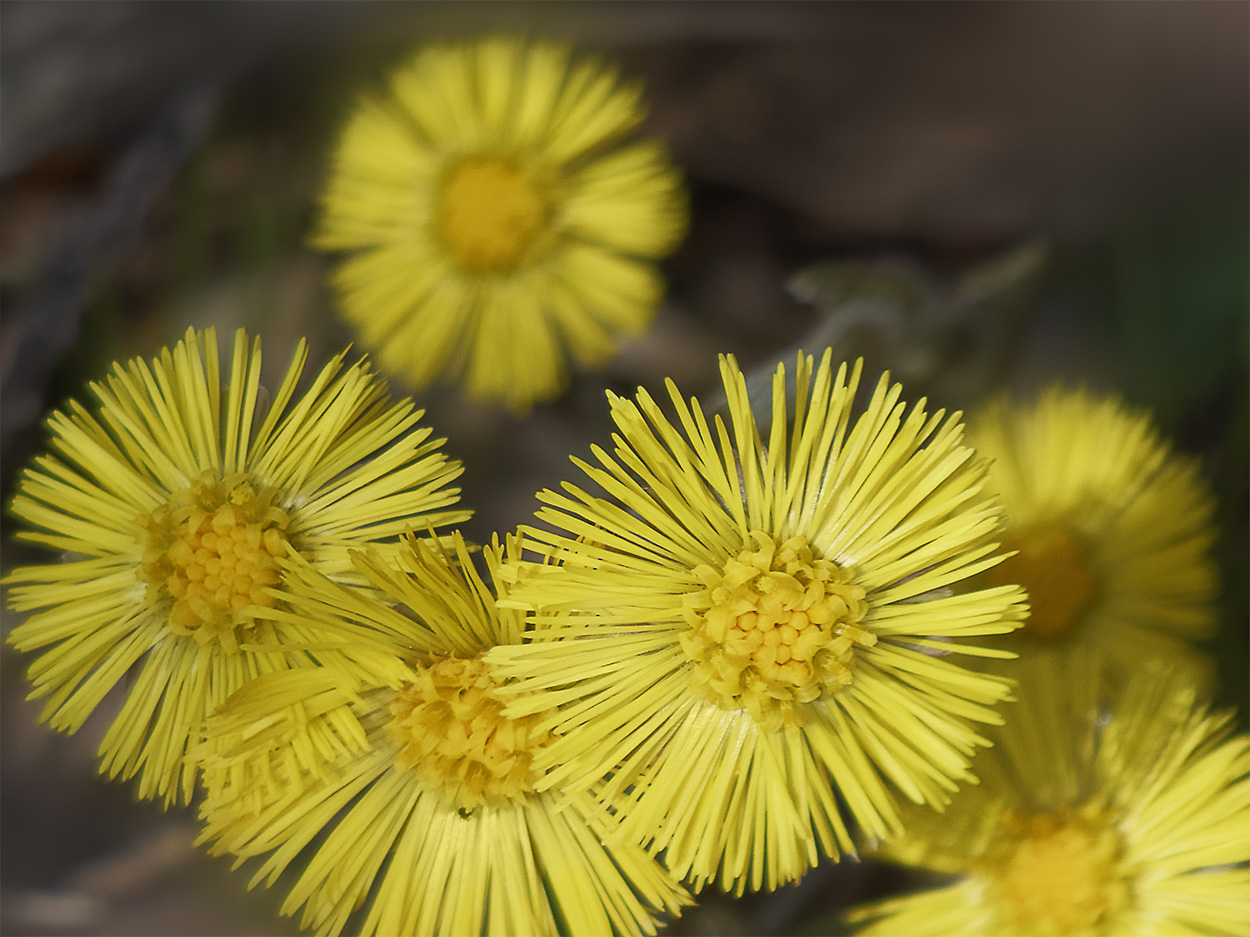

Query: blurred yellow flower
[313,35,688,412]
[197,532,689,937]
[5,327,468,804]
[850,656,1250,936]
[488,351,1027,893]
[969,386,1218,678]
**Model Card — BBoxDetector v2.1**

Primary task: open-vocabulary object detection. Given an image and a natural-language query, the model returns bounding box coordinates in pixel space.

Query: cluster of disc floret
[138,471,289,652]
[979,805,1130,937]
[682,531,873,729]
[388,654,556,811]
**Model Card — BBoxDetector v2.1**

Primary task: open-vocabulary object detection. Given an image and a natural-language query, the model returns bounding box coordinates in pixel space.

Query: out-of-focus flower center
[438,157,553,271]
[388,655,556,810]
[137,472,289,652]
[982,807,1131,937]
[988,524,1097,640]
[682,531,873,729]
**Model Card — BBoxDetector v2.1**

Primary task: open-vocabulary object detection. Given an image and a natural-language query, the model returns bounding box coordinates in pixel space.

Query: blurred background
[2,2,1246,934]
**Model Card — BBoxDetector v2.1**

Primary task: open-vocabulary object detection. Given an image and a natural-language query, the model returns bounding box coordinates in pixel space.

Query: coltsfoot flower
[5,327,469,804]
[313,35,688,412]
[197,533,690,937]
[849,656,1250,936]
[488,351,1027,893]
[970,386,1218,679]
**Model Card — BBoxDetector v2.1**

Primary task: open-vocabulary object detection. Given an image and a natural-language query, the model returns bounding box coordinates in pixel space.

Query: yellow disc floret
[682,531,873,729]
[438,157,554,271]
[388,655,556,811]
[982,806,1131,937]
[989,524,1098,640]
[137,471,289,652]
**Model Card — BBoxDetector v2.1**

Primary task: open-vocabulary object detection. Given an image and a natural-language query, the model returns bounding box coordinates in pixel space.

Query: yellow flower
[4,327,469,805]
[969,386,1218,678]
[313,35,688,413]
[196,533,690,937]
[849,656,1250,936]
[488,351,1028,893]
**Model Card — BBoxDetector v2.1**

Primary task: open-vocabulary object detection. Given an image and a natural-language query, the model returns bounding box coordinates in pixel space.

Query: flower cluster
[313,35,687,413]
[489,350,1028,893]
[6,326,469,804]
[844,385,1243,936]
[5,30,1246,937]
[195,532,690,936]
[849,657,1250,936]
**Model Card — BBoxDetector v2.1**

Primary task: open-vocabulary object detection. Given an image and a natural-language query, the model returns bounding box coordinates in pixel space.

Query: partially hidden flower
[488,351,1028,893]
[970,386,1218,681]
[5,327,469,804]
[313,35,688,412]
[196,532,690,937]
[848,655,1250,936]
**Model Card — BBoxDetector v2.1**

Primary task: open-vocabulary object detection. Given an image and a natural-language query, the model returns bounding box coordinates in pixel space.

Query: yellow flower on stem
[488,351,1028,893]
[197,532,690,937]
[849,656,1250,936]
[4,327,469,805]
[969,386,1218,679]
[313,35,688,413]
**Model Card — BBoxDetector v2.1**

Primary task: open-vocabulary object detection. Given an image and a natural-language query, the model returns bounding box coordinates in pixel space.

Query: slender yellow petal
[850,658,1250,937]
[5,327,469,805]
[312,36,688,413]
[970,386,1219,684]
[489,350,1027,893]
[198,532,690,936]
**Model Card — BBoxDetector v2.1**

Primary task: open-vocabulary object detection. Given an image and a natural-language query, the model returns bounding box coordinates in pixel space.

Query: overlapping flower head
[849,655,1250,936]
[970,386,1218,680]
[313,35,688,412]
[196,531,690,937]
[488,350,1028,893]
[4,327,469,804]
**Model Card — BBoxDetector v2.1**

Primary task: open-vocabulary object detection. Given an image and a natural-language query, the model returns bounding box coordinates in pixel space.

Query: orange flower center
[682,531,873,729]
[388,655,555,811]
[989,524,1097,640]
[982,807,1131,937]
[438,157,553,271]
[137,472,290,652]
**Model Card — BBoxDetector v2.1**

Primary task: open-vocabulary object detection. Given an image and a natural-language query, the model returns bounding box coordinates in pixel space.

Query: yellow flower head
[4,327,469,804]
[969,386,1218,677]
[850,656,1250,936]
[313,35,688,412]
[197,532,690,937]
[488,351,1028,893]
